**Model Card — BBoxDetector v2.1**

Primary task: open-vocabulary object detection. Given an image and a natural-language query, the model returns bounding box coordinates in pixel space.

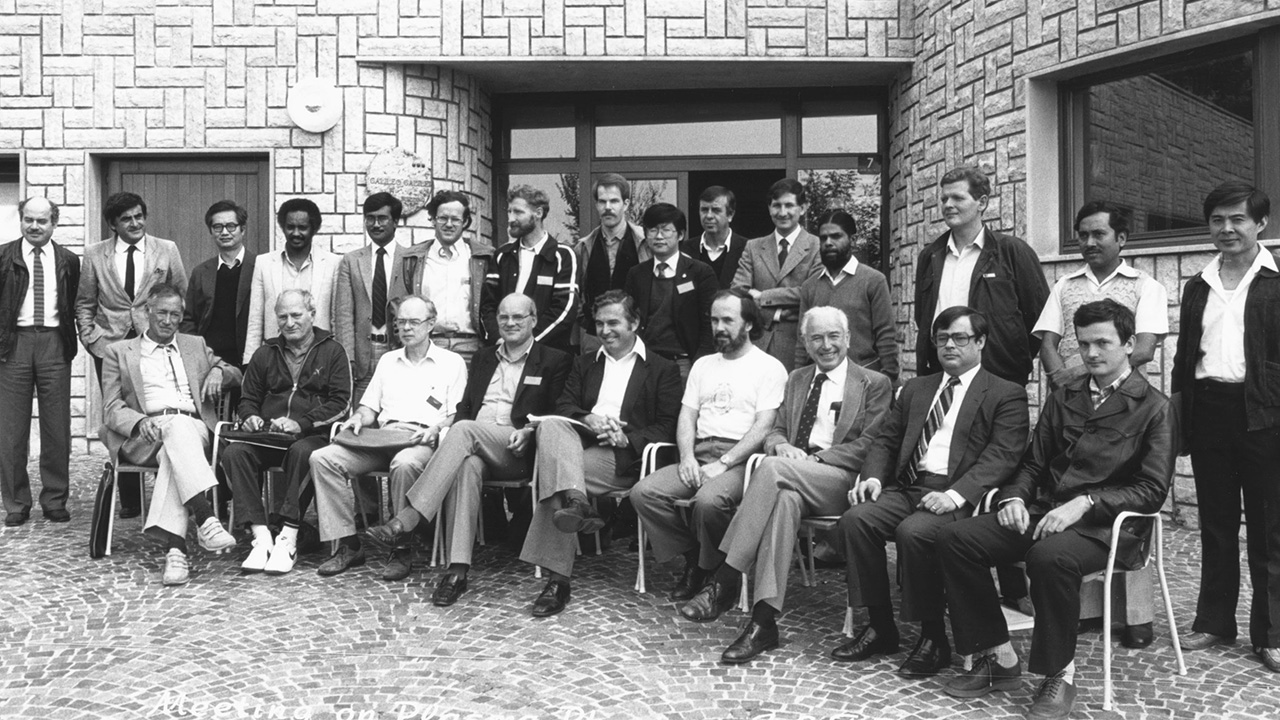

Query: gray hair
[800,306,849,336]
[275,288,316,314]
[395,294,438,321]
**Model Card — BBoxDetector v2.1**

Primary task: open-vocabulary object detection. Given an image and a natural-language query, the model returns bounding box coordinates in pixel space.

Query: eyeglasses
[644,226,679,239]
[434,216,465,227]
[210,223,240,234]
[932,332,976,348]
[497,313,534,324]
[365,216,394,227]
[395,318,431,329]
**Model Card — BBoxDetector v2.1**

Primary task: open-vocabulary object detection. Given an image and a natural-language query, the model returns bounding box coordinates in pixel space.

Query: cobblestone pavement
[1,449,1277,720]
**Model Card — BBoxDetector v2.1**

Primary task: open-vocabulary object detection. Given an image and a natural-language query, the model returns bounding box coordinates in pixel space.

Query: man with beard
[632,290,788,614]
[479,185,579,353]
[681,186,749,289]
[423,190,488,365]
[576,174,650,354]
[795,209,898,384]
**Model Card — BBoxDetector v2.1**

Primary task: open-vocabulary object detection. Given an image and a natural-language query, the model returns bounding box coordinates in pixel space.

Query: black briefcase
[88,462,114,559]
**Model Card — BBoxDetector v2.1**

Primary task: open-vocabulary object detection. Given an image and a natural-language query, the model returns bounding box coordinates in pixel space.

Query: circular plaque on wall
[365,147,434,216]
[286,78,343,134]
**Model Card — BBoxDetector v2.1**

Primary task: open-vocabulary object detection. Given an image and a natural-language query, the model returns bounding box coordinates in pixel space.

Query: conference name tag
[536,275,554,286]
[523,375,542,385]
[982,272,997,278]
[677,281,694,294]
[426,396,442,409]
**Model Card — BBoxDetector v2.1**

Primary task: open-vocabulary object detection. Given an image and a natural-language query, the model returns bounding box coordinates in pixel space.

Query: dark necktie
[777,238,789,266]
[164,344,190,403]
[371,246,388,330]
[32,246,45,327]
[904,375,961,485]
[124,244,137,301]
[656,261,669,279]
[793,372,828,452]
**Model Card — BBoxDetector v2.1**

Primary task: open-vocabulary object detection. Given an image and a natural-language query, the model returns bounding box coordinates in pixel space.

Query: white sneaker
[263,534,297,576]
[163,549,190,586]
[241,538,271,573]
[196,516,237,552]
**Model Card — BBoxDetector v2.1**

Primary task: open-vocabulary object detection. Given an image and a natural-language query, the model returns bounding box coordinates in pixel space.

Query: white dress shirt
[360,343,468,427]
[423,240,475,334]
[933,229,985,320]
[17,239,59,327]
[1196,249,1278,382]
[114,235,147,284]
[515,232,549,296]
[219,247,246,270]
[368,241,395,334]
[139,336,197,415]
[920,364,982,508]
[591,336,647,419]
[700,232,731,262]
[806,358,848,451]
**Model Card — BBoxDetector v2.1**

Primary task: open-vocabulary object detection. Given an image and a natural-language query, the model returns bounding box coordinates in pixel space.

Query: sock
[276,525,298,544]
[713,563,740,587]
[250,524,272,546]
[1059,661,1075,684]
[159,529,187,555]
[448,562,469,579]
[394,507,422,532]
[867,605,895,634]
[548,571,570,584]
[988,641,1018,668]
[185,495,214,525]
[683,548,700,566]
[340,535,361,551]
[921,619,947,643]
[751,601,778,626]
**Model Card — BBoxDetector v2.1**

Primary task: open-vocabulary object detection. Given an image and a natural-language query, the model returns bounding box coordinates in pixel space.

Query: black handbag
[88,462,114,559]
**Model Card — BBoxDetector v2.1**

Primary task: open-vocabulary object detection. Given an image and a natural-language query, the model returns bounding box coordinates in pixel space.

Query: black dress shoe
[669,564,707,602]
[367,518,406,544]
[4,509,30,527]
[118,505,141,520]
[553,496,605,535]
[722,621,780,664]
[531,579,571,617]
[432,573,468,607]
[831,624,899,662]
[43,508,71,523]
[1258,647,1280,673]
[1121,622,1153,649]
[897,635,952,677]
[679,577,740,623]
[1027,672,1076,720]
[382,547,412,581]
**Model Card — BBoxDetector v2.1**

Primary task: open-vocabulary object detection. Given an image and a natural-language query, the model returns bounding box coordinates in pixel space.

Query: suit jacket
[914,227,1050,384]
[245,246,340,361]
[333,241,424,382]
[411,237,491,340]
[863,368,1028,505]
[732,230,822,364]
[576,222,651,332]
[624,254,719,359]
[455,341,572,429]
[764,362,893,473]
[0,239,80,362]
[479,236,579,351]
[681,231,750,289]
[999,371,1175,568]
[99,333,243,460]
[76,235,187,358]
[180,250,258,364]
[556,345,683,476]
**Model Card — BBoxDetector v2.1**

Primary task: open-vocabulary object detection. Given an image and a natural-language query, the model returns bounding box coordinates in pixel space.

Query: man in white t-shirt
[632,289,788,620]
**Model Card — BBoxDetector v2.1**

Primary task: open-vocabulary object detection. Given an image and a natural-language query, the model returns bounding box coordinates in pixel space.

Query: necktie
[777,238,789,266]
[903,375,961,485]
[371,246,388,330]
[32,246,45,327]
[656,261,669,279]
[165,345,190,403]
[124,244,137,301]
[793,372,828,452]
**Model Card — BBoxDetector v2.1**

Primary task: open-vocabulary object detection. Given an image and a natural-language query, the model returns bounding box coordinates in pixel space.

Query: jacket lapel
[354,245,373,300]
[760,235,782,280]
[903,374,943,469]
[791,366,815,435]
[512,343,541,406]
[583,353,606,411]
[777,230,810,279]
[832,367,867,442]
[948,370,988,473]
[618,354,649,423]
[967,228,998,295]
[100,239,126,295]
[124,337,147,410]
[236,252,256,314]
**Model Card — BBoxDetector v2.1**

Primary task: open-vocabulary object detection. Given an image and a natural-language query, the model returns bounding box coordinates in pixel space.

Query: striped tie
[32,245,45,327]
[903,375,961,485]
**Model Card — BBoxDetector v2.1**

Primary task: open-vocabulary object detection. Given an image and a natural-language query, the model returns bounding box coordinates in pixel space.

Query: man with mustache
[631,290,788,615]
[575,174,650,354]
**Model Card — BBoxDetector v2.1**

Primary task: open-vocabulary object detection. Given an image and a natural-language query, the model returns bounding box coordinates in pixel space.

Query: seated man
[99,283,242,586]
[835,306,1028,677]
[367,293,572,606]
[939,299,1175,720]
[631,289,788,617]
[220,289,351,575]
[309,296,467,580]
[518,290,683,616]
[712,306,893,663]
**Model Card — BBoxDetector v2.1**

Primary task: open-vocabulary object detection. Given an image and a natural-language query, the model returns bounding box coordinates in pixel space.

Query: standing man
[422,190,489,365]
[1174,181,1280,672]
[708,306,892,662]
[940,300,1174,719]
[245,198,340,361]
[221,289,351,575]
[682,186,748,289]
[0,198,80,526]
[99,284,242,585]
[631,290,788,615]
[479,185,579,353]
[518,290,683,617]
[732,178,822,372]
[334,193,426,400]
[309,296,467,581]
[833,306,1027,677]
[624,203,719,377]
[181,200,258,370]
[576,173,650,354]
[914,166,1049,385]
[78,191,187,519]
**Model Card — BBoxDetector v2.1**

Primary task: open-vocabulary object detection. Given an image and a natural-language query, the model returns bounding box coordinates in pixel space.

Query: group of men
[2,168,1277,720]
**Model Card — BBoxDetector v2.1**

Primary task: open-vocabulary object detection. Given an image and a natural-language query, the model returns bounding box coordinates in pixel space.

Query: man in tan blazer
[732,178,822,372]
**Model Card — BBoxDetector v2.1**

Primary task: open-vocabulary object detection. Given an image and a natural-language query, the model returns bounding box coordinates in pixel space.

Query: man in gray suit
[732,178,822,372]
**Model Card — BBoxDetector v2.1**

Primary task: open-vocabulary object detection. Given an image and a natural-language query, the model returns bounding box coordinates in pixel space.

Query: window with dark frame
[0,157,21,234]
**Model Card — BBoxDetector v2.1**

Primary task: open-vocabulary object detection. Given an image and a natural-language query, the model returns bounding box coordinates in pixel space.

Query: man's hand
[998,498,1031,533]
[747,288,763,300]
[410,426,440,449]
[138,417,161,443]
[1046,364,1088,390]
[581,413,613,436]
[201,367,223,402]
[507,427,534,456]
[597,419,628,448]
[699,460,728,486]
[241,415,265,432]
[270,417,302,434]
[1033,496,1092,540]
[849,477,882,505]
[677,456,702,489]
[918,491,959,516]
[340,415,364,436]
[774,443,808,461]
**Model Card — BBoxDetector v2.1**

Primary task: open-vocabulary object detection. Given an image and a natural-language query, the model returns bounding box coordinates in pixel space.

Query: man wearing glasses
[833,306,1027,679]
[624,203,719,379]
[310,296,468,581]
[422,190,489,366]
[182,201,257,371]
[365,293,572,607]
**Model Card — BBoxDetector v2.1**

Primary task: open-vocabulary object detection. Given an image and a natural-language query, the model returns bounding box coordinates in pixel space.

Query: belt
[699,436,739,445]
[1195,379,1245,396]
[369,333,390,343]
[148,409,200,419]
[16,325,57,332]
[433,331,478,339]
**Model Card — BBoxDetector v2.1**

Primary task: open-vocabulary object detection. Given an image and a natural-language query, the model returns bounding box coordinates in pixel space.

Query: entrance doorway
[687,168,785,241]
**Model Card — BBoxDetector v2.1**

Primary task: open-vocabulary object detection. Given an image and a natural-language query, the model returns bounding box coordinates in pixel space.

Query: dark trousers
[939,513,1109,676]
[94,353,141,510]
[219,436,328,527]
[0,329,71,514]
[1189,383,1280,648]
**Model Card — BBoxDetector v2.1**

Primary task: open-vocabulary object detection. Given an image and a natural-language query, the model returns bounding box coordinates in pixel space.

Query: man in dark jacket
[938,300,1175,720]
[219,288,351,575]
[181,200,257,370]
[0,197,80,526]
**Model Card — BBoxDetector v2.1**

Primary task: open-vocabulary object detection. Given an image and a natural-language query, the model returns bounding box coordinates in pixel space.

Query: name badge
[426,396,442,409]
[677,281,694,294]
[523,375,542,386]
[982,272,997,278]
[536,275,554,286]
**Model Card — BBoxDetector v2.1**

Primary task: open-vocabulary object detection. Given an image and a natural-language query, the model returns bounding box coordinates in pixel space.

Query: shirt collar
[774,226,802,246]
[141,333,177,355]
[281,248,313,270]
[945,364,983,388]
[814,358,848,387]
[219,247,246,270]
[22,238,50,257]
[596,335,647,363]
[1090,367,1132,400]
[1205,246,1279,280]
[652,255,679,276]
[116,236,147,254]
[946,228,985,256]
[394,343,437,366]
[434,239,469,260]
[822,255,860,281]
[700,232,731,254]
[498,337,534,363]
[1065,260,1139,285]
[519,233,549,256]
[600,223,628,244]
